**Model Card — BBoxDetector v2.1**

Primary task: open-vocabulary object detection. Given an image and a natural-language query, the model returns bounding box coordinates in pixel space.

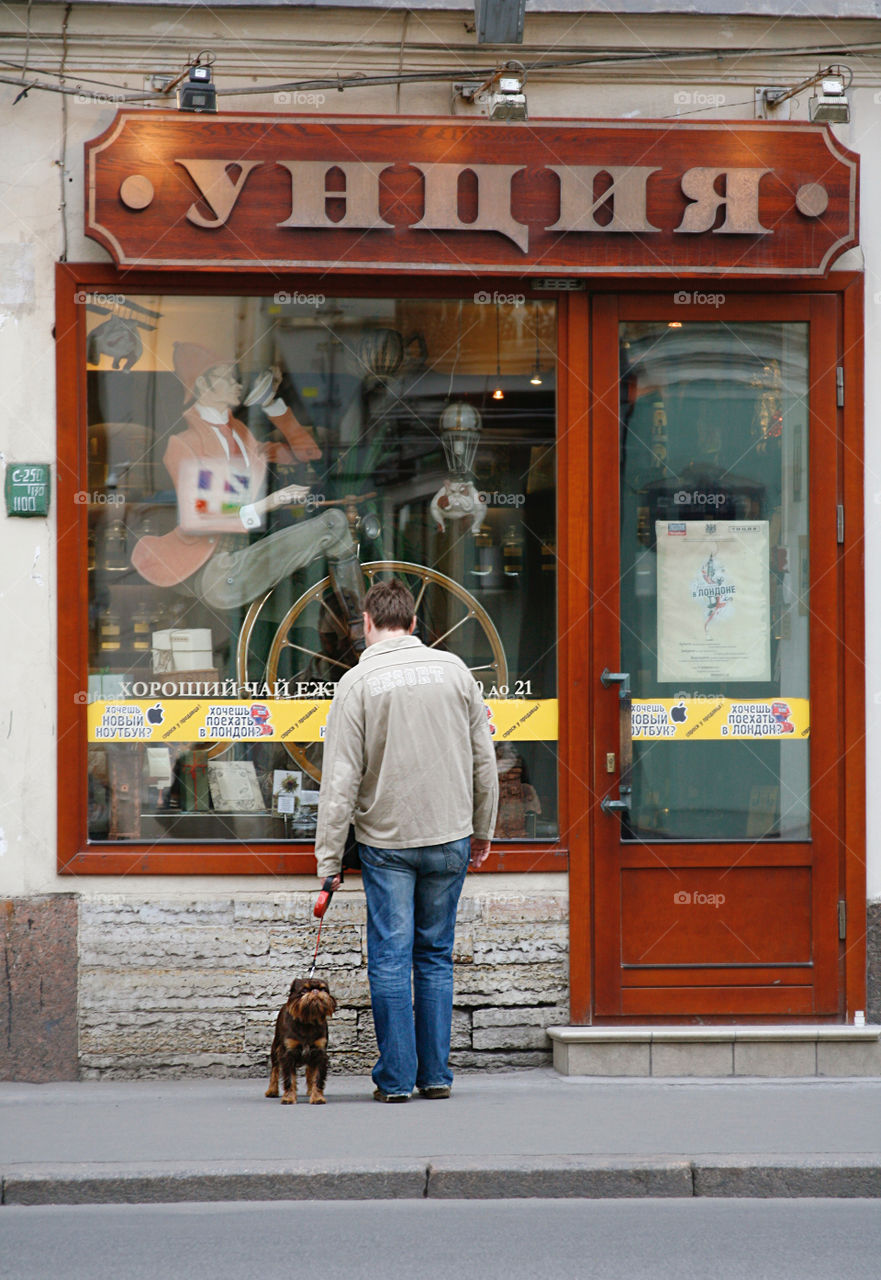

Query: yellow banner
[632,697,809,741]
[87,698,559,744]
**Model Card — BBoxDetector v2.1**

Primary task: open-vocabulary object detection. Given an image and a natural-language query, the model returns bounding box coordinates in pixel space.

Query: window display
[83,294,558,847]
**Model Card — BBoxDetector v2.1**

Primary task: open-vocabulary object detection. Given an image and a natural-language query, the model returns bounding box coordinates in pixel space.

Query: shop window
[81,294,558,851]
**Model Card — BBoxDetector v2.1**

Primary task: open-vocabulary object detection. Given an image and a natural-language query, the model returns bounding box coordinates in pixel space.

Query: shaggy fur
[265,977,337,1105]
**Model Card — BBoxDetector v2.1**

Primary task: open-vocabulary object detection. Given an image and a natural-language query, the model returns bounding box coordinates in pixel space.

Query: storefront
[51,110,865,1047]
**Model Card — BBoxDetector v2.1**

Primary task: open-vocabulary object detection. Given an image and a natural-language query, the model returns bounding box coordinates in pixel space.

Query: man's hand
[469,838,491,869]
[314,873,342,920]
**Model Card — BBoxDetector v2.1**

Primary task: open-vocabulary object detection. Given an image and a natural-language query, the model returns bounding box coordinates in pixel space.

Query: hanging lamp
[529,310,543,385]
[492,302,504,400]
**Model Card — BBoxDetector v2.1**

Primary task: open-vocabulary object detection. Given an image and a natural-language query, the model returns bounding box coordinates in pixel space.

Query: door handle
[600,668,632,817]
[600,794,631,815]
[600,668,630,698]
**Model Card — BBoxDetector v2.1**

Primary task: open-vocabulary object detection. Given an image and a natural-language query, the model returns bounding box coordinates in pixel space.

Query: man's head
[173,342,242,409]
[363,579,416,644]
[195,363,243,413]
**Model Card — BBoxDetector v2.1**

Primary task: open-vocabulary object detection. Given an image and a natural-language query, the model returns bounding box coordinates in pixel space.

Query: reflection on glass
[84,296,558,844]
[619,322,810,842]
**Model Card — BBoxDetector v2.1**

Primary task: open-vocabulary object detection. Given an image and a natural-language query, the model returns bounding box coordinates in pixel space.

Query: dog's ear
[288,977,306,999]
[327,994,338,1015]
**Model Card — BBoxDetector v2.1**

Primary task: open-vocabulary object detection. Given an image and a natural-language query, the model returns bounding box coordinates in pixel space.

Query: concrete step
[546,1025,881,1077]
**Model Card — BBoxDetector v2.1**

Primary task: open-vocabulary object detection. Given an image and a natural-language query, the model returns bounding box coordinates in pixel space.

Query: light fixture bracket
[754,87,792,120]
[754,66,850,124]
[454,61,527,121]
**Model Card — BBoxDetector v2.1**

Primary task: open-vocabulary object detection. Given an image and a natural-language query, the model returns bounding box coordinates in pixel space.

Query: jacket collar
[195,403,230,426]
[358,634,423,663]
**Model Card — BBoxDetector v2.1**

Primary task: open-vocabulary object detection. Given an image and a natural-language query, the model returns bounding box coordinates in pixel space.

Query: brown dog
[265,977,337,1105]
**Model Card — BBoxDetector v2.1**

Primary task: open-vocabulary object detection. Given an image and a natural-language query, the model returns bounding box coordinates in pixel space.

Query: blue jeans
[359,839,470,1096]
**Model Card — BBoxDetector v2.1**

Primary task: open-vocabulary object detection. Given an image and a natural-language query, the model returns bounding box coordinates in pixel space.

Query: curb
[4,1156,881,1204]
[2,1160,428,1206]
[427,1157,693,1198]
[692,1156,881,1198]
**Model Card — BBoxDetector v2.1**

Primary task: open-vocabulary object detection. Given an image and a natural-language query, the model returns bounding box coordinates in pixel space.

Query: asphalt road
[3,1199,881,1280]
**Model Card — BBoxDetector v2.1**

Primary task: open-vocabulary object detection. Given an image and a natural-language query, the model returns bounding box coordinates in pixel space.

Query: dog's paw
[309,1092,326,1105]
[281,1092,296,1105]
[265,1086,279,1098]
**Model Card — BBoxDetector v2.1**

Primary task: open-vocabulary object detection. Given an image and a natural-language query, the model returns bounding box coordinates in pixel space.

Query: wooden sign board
[85,113,858,277]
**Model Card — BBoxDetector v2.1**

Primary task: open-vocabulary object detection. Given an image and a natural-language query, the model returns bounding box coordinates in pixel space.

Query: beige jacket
[314,635,499,878]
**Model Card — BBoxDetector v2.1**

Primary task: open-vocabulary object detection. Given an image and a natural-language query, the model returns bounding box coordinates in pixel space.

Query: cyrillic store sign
[85,113,858,276]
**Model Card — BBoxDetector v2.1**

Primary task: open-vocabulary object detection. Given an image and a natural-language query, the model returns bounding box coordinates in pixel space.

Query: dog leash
[309,874,339,978]
[308,917,324,979]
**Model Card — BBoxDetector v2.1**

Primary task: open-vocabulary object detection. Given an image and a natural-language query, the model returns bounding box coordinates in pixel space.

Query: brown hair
[364,579,415,631]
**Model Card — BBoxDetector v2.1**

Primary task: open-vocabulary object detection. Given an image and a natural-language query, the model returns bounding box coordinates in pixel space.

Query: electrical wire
[1,40,879,107]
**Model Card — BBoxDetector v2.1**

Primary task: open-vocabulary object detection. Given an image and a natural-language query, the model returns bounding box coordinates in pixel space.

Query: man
[131,342,364,619]
[315,579,499,1102]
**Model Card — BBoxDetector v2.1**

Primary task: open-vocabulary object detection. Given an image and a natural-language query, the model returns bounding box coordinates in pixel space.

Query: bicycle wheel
[263,561,508,781]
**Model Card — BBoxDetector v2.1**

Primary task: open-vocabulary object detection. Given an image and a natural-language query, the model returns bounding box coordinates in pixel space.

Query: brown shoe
[373,1088,410,1103]
[418,1086,451,1099]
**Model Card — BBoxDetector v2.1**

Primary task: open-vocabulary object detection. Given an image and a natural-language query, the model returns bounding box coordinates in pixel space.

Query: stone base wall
[1,895,78,1082]
[5,892,880,1080]
[78,890,569,1080]
[867,900,881,1024]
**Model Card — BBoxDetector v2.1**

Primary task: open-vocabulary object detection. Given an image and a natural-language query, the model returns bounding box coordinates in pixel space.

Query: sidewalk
[2,1070,881,1204]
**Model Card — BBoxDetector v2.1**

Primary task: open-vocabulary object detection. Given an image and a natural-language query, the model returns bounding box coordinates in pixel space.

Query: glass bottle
[103,518,128,571]
[471,525,494,577]
[502,525,523,578]
[98,604,122,655]
[131,600,152,659]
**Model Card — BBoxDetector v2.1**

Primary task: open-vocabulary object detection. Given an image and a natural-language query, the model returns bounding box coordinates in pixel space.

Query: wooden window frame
[55,263,571,875]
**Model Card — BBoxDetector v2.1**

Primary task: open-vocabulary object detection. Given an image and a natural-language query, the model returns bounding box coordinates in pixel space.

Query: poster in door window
[656,521,770,683]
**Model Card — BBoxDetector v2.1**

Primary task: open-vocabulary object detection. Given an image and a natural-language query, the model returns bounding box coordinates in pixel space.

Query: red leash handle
[314,876,337,919]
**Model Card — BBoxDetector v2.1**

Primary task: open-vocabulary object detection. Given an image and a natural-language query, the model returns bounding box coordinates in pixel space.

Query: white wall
[853,88,881,899]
